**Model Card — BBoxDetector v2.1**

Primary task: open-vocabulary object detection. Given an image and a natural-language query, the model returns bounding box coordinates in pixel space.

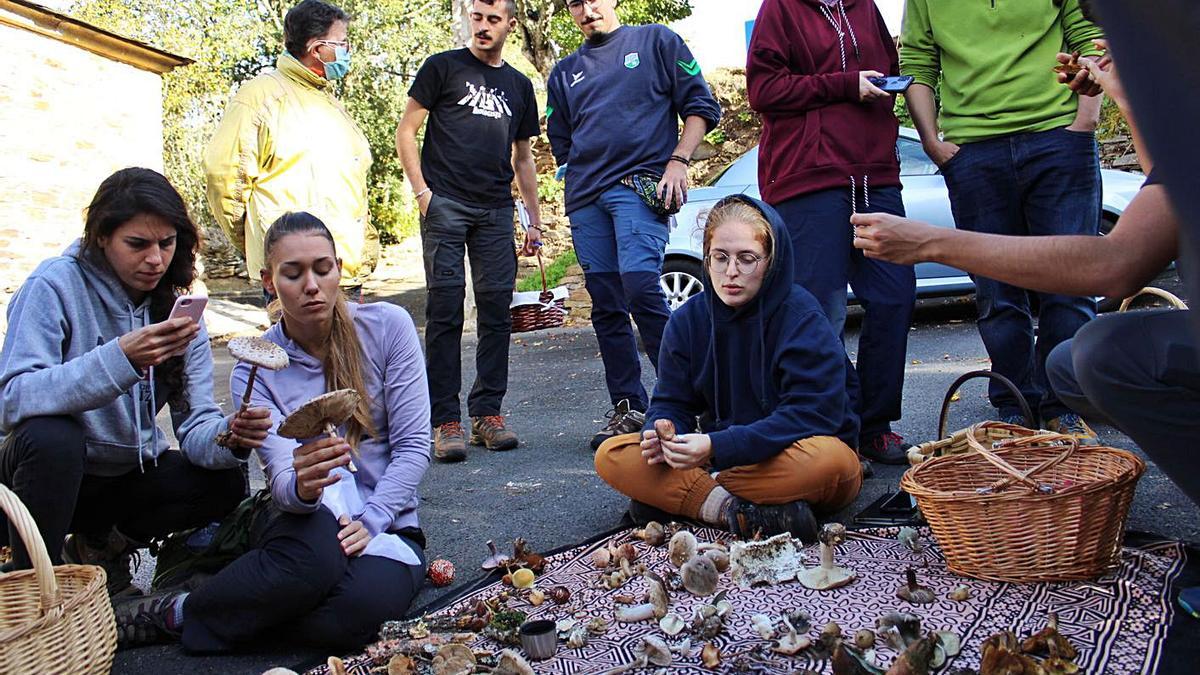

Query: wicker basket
[900,425,1145,582]
[1118,286,1188,312]
[908,370,1039,466]
[510,250,566,334]
[0,483,116,674]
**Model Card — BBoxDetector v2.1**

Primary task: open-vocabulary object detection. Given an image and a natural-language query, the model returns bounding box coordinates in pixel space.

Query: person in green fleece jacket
[899,0,1105,442]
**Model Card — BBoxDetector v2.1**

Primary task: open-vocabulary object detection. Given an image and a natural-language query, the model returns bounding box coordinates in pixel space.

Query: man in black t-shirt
[395,0,542,463]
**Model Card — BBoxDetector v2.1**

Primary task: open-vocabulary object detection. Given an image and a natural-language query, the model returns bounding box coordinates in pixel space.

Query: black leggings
[0,416,245,569]
[182,505,425,652]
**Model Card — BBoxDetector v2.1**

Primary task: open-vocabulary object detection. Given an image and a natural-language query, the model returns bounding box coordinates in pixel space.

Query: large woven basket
[0,483,116,674]
[900,425,1145,583]
[510,250,566,334]
[908,370,1039,466]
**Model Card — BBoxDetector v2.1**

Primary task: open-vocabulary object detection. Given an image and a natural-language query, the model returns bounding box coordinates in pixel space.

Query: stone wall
[0,18,166,336]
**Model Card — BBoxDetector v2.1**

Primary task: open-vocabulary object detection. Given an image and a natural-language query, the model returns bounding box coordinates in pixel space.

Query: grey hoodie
[0,240,241,476]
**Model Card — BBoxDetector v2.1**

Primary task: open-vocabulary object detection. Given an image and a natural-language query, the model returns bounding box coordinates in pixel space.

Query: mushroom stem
[239,364,259,412]
[325,421,358,473]
[820,541,835,570]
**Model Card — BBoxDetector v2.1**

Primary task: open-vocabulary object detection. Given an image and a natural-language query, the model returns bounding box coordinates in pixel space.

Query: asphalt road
[113,280,1199,674]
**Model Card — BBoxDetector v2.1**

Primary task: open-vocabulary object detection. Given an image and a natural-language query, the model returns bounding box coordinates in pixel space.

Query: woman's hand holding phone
[118,318,199,370]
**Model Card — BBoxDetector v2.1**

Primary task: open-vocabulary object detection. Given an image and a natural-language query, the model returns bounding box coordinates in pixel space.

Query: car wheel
[660,258,704,311]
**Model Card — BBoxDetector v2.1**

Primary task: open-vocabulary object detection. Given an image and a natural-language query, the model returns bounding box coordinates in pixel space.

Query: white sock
[699,486,734,525]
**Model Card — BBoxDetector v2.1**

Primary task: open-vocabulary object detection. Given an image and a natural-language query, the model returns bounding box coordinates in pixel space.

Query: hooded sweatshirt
[643,197,859,471]
[232,302,430,537]
[0,241,240,476]
[746,0,901,205]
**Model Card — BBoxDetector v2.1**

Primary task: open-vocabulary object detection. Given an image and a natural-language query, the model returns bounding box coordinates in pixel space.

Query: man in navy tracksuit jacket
[547,0,721,450]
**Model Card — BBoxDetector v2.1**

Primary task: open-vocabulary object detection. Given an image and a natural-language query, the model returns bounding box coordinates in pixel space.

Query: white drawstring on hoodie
[129,304,161,473]
[818,0,861,73]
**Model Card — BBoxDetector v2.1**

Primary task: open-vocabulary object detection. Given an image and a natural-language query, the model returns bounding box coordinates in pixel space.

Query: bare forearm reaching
[850,184,1177,300]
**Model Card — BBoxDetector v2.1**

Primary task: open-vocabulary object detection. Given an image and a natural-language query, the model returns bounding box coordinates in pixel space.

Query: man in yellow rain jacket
[204,0,376,299]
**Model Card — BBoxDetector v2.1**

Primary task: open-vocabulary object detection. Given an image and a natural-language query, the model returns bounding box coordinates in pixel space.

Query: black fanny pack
[620,172,681,217]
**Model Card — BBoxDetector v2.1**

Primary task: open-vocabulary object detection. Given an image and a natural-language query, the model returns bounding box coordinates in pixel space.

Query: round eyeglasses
[704,251,766,275]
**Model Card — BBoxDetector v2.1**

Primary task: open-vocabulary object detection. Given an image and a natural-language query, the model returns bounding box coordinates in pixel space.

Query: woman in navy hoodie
[595,196,862,541]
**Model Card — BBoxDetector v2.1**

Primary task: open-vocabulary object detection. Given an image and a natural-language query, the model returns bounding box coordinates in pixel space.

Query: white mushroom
[217,336,289,448]
[796,523,856,591]
[668,530,698,568]
[659,613,685,636]
[278,389,361,471]
[493,649,535,675]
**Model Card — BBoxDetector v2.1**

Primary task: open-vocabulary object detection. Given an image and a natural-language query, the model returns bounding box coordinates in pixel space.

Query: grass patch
[516,249,578,292]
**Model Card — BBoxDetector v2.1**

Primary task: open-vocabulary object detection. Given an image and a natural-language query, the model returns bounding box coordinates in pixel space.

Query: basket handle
[0,483,63,619]
[964,423,1078,492]
[536,250,549,294]
[1117,286,1188,312]
[937,370,1035,439]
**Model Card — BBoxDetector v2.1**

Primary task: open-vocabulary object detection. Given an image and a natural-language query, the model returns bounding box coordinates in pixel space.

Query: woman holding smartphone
[0,168,271,594]
[112,211,430,652]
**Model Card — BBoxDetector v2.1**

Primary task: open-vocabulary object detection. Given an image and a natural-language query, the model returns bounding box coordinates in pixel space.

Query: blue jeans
[568,185,671,409]
[774,186,915,439]
[942,126,1101,421]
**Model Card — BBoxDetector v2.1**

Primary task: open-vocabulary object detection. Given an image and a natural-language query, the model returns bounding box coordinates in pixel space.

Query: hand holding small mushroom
[217,336,288,450]
[660,433,714,471]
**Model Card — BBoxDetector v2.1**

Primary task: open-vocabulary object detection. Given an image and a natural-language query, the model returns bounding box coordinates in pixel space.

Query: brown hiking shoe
[432,421,467,463]
[470,415,519,451]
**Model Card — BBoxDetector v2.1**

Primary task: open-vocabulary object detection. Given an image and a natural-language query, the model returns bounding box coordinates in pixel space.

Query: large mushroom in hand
[278,389,361,471]
[216,336,289,447]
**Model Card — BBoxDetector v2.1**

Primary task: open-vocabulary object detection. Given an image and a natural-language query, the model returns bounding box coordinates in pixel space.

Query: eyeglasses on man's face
[566,0,603,14]
[705,251,766,275]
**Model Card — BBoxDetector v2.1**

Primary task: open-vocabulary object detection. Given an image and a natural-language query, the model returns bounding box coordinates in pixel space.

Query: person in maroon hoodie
[746,0,915,464]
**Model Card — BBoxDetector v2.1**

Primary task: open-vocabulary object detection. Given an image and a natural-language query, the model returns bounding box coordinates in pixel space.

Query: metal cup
[519,619,558,660]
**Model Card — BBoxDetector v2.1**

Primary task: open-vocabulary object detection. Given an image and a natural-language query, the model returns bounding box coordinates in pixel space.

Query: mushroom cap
[796,564,856,591]
[642,636,672,667]
[228,336,290,370]
[668,530,698,568]
[278,389,360,439]
[681,554,720,596]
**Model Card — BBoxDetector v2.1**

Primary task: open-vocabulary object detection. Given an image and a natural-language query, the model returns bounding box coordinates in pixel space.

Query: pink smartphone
[168,294,208,324]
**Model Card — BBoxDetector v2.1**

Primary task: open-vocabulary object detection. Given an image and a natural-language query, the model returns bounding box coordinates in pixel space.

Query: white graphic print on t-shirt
[456,81,512,119]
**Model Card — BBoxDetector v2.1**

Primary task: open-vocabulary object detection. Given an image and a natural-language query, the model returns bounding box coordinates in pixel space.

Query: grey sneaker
[62,530,139,598]
[112,589,184,648]
[590,399,646,451]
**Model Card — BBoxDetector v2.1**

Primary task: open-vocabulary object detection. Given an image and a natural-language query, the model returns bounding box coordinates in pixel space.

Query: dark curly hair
[284,0,350,60]
[80,168,199,412]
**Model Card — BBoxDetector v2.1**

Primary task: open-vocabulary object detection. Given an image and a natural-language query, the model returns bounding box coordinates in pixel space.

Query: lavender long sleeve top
[231,302,431,536]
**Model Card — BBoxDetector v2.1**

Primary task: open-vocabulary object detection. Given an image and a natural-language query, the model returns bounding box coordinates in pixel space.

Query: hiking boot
[1045,413,1099,446]
[725,497,819,543]
[62,530,139,598]
[112,589,185,649]
[470,415,519,451]
[859,431,911,465]
[590,399,646,451]
[432,421,467,463]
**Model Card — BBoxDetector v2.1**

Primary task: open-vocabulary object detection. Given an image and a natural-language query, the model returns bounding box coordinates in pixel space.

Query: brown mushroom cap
[278,389,360,439]
[227,336,290,370]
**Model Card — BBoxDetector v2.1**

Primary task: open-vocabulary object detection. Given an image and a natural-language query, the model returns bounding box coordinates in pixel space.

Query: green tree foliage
[514,0,692,80]
[70,0,452,251]
[69,0,692,258]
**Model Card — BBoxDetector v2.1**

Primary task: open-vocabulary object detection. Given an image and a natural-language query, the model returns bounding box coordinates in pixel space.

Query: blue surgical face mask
[320,45,351,80]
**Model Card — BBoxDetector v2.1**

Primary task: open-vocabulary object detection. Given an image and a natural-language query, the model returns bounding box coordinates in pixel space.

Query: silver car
[660,128,1146,310]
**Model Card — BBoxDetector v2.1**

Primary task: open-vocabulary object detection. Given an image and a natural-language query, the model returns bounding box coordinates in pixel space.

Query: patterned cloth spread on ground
[309,526,1186,674]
